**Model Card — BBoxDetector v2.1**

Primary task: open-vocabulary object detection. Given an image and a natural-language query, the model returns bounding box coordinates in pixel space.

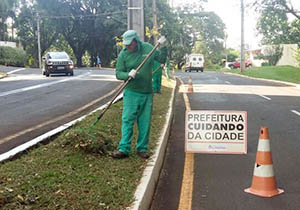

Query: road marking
[0,72,91,98]
[258,94,271,100]
[291,110,300,116]
[7,68,26,75]
[178,78,194,210]
[225,81,231,84]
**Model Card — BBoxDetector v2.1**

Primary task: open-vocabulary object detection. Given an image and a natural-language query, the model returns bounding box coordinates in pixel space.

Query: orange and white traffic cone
[244,127,284,197]
[187,76,194,93]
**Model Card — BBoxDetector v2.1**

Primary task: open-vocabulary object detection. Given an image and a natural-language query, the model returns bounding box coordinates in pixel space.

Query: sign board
[185,110,247,154]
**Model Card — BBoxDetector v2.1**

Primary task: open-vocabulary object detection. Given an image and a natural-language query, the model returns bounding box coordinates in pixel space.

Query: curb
[224,72,300,88]
[0,89,123,162]
[0,73,7,79]
[130,78,177,210]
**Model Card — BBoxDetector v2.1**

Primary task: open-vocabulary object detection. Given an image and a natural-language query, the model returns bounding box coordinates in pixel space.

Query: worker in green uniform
[152,60,163,93]
[112,30,167,159]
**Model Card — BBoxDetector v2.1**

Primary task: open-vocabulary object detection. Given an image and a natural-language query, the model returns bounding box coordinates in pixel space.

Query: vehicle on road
[185,54,205,72]
[42,51,74,77]
[228,60,252,69]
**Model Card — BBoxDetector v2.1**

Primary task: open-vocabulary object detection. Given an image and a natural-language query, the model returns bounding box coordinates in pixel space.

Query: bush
[261,62,270,66]
[205,63,222,71]
[0,46,28,67]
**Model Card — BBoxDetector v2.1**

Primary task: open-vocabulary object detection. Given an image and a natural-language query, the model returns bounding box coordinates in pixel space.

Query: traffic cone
[244,127,284,197]
[187,76,194,93]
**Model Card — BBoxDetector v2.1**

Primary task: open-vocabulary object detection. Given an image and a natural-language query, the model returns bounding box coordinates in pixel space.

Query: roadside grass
[0,78,175,209]
[226,65,300,84]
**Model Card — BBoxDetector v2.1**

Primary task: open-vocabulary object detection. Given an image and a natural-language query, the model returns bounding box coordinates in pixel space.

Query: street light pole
[240,0,245,72]
[128,0,145,41]
[37,13,42,69]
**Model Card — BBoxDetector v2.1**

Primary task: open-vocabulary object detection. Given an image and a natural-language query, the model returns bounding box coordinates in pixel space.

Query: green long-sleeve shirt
[116,40,167,93]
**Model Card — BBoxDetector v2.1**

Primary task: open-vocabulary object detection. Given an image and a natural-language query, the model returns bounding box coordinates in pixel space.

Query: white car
[185,54,205,72]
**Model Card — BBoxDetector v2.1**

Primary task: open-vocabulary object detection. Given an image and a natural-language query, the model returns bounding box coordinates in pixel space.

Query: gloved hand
[158,36,167,46]
[128,69,137,79]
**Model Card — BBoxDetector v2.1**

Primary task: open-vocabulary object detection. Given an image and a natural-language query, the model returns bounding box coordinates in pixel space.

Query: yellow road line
[178,78,194,210]
[0,84,122,144]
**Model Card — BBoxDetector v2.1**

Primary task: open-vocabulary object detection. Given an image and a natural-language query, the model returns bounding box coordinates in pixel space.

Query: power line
[40,11,126,19]
[0,10,126,19]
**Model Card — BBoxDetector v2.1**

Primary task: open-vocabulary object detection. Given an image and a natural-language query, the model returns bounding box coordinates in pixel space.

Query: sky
[171,0,300,50]
[203,0,260,49]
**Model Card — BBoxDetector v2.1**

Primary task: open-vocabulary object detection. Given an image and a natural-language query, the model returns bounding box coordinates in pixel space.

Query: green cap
[122,30,139,45]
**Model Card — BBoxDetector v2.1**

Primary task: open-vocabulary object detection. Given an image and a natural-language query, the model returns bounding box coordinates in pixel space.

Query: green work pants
[118,89,153,155]
[153,70,162,93]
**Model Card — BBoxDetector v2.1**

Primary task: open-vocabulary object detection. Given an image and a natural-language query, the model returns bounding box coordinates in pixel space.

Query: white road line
[258,94,271,100]
[0,72,91,98]
[291,110,300,116]
[225,81,231,84]
[7,68,26,75]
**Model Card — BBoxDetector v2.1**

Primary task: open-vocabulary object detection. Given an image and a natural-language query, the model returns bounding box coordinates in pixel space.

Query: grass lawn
[226,65,300,84]
[0,77,175,209]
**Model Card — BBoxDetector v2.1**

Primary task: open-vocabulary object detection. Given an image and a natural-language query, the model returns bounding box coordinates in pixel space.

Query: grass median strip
[227,66,300,84]
[0,78,175,209]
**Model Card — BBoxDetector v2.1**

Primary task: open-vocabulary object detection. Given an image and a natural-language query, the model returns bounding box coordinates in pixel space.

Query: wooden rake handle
[95,42,161,122]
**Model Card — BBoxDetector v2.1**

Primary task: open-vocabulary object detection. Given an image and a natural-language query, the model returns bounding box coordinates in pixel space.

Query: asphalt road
[0,67,121,154]
[150,71,300,210]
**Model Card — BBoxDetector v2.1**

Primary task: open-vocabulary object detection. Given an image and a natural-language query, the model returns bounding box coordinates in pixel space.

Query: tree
[145,0,194,69]
[37,0,127,67]
[0,0,18,41]
[191,12,226,64]
[15,4,59,67]
[254,0,300,45]
[253,0,300,20]
[262,45,283,65]
[256,6,291,45]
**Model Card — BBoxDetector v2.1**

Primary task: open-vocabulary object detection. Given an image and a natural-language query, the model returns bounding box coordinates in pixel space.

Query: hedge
[0,46,28,67]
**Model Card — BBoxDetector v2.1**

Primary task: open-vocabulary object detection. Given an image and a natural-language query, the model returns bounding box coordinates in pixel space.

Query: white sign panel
[185,110,247,154]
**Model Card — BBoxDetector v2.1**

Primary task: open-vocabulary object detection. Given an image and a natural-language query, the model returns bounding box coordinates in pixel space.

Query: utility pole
[37,14,42,69]
[128,0,145,41]
[152,0,158,44]
[240,0,245,72]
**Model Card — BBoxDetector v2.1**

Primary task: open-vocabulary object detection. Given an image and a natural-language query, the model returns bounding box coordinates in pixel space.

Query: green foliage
[256,6,291,45]
[13,0,223,69]
[15,4,60,67]
[0,46,28,67]
[226,49,239,62]
[82,51,91,67]
[177,8,226,65]
[261,62,270,66]
[144,0,194,69]
[0,0,19,41]
[294,47,300,67]
[205,63,222,71]
[255,0,300,45]
[192,12,225,64]
[262,45,283,65]
[15,0,127,67]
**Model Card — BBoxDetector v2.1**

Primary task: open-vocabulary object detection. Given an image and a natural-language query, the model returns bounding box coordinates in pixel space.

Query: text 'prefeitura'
[185,111,247,154]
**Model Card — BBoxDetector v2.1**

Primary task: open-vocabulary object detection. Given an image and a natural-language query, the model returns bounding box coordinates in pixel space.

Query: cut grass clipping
[0,78,175,210]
